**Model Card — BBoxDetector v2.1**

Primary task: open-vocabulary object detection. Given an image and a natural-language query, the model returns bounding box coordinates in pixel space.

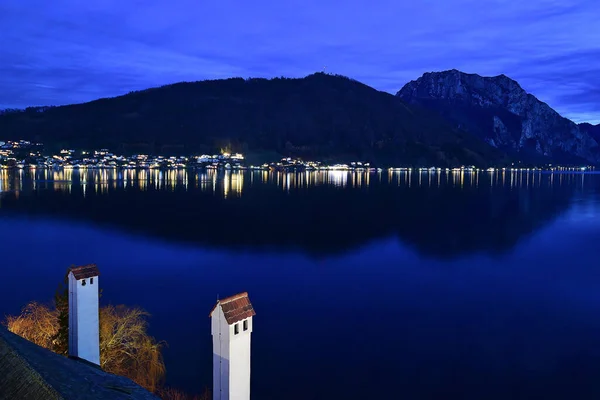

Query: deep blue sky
[1,0,599,123]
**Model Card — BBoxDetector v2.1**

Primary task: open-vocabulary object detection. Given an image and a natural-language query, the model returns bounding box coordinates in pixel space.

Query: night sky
[1,0,599,123]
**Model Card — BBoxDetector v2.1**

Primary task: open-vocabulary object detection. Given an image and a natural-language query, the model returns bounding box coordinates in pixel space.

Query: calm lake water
[1,168,600,399]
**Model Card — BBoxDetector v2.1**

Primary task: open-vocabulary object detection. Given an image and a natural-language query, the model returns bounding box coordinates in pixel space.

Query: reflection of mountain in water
[0,169,588,258]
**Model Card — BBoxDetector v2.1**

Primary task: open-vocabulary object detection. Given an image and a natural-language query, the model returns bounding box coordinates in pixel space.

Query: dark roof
[69,264,100,280]
[0,327,159,400]
[209,292,256,325]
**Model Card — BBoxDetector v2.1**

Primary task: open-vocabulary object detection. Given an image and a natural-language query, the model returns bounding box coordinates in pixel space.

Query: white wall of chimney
[229,316,251,400]
[68,273,100,365]
[211,304,252,400]
[212,305,230,400]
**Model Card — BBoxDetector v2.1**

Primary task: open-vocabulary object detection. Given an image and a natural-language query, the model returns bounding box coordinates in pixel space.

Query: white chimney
[68,264,100,365]
[210,292,255,400]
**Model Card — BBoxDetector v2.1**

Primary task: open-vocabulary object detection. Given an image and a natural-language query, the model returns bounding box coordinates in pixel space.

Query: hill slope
[397,69,600,164]
[0,73,505,166]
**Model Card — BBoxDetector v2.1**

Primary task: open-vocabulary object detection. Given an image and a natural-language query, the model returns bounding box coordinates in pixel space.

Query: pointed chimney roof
[69,264,100,280]
[209,292,256,325]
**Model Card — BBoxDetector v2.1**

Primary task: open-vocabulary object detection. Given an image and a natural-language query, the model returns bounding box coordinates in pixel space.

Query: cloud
[0,0,598,123]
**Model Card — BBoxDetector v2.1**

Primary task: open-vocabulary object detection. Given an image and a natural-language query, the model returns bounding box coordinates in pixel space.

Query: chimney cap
[69,264,100,280]
[209,292,255,325]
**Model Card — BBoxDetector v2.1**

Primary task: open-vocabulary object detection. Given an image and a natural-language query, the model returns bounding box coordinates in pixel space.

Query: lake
[1,168,600,399]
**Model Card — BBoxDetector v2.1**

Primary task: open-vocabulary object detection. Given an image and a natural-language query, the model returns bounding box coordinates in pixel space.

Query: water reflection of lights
[222,170,244,198]
[231,171,244,196]
[223,171,230,198]
[0,168,595,198]
[198,170,216,192]
[327,171,348,187]
[0,169,8,193]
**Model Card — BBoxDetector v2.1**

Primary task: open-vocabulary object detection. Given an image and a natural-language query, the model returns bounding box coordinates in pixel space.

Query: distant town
[0,139,595,173]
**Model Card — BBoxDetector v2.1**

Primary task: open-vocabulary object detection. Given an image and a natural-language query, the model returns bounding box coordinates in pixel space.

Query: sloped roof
[69,264,100,280]
[0,327,159,400]
[209,292,256,325]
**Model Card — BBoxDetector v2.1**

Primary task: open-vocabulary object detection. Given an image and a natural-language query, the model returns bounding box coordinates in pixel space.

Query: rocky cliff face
[579,123,600,143]
[397,69,600,164]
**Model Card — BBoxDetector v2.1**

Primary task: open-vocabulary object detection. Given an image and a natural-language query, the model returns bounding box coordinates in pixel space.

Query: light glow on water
[0,168,598,197]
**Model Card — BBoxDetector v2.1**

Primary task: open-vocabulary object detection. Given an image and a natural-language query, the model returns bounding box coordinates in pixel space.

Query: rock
[397,69,600,164]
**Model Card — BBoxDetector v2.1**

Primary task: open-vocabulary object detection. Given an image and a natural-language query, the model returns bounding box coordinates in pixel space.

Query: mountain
[0,73,506,167]
[579,123,600,142]
[0,108,23,115]
[397,69,600,165]
[2,71,596,166]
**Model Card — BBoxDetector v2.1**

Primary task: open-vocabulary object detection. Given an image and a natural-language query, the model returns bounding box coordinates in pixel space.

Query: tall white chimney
[68,264,100,365]
[210,292,255,400]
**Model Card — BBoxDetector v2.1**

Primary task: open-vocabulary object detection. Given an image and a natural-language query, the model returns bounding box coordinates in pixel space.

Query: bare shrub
[5,302,59,350]
[100,305,166,392]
